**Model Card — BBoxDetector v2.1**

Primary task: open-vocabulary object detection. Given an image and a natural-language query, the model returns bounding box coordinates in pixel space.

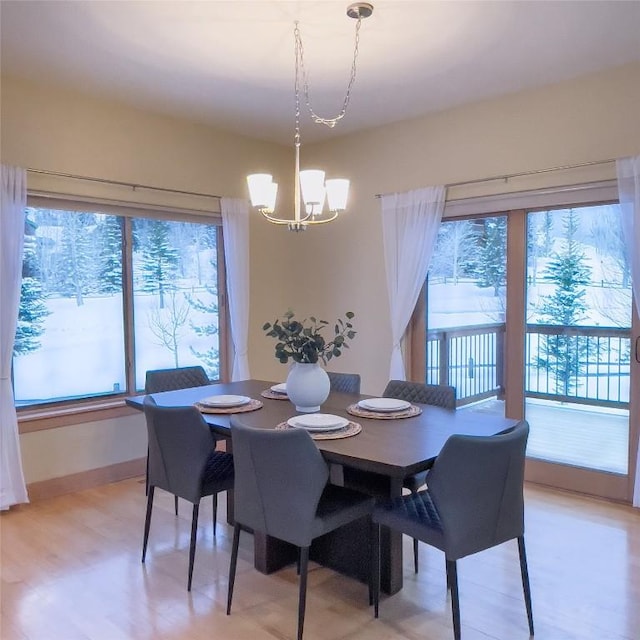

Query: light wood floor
[1,478,638,640]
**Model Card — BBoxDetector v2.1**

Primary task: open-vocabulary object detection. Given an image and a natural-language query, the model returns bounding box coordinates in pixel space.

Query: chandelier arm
[260,212,294,225]
[305,211,340,224]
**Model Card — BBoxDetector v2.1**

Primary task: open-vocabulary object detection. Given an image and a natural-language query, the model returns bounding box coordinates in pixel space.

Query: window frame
[16,194,228,432]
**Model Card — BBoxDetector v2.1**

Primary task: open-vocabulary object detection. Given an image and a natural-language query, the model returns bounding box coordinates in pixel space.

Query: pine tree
[475,217,507,296]
[537,210,592,395]
[188,281,220,379]
[14,219,50,356]
[138,220,179,309]
[98,215,123,293]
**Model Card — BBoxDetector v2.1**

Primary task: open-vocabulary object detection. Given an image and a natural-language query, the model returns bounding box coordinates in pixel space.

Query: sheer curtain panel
[221,197,250,380]
[0,165,29,510]
[616,155,640,507]
[380,186,445,380]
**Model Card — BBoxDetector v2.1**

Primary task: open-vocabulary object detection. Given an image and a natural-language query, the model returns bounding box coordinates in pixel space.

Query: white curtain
[616,155,640,507]
[221,197,251,381]
[0,165,29,510]
[380,186,446,380]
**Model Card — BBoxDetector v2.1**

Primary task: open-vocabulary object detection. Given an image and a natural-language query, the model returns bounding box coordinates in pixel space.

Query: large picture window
[13,203,223,408]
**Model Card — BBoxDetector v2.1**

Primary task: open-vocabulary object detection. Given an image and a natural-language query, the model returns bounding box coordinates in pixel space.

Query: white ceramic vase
[286,362,330,413]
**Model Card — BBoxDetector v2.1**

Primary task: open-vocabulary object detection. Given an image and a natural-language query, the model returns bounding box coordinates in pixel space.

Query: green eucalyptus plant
[263,310,356,365]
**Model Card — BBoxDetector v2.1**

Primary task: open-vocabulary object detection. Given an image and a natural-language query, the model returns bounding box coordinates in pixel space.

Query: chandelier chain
[294,17,363,129]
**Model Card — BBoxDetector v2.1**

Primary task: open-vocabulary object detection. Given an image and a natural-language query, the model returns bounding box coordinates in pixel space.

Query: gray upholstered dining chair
[327,371,361,394]
[226,418,375,640]
[383,379,457,573]
[372,420,533,640]
[144,365,215,515]
[141,397,234,591]
[145,365,210,393]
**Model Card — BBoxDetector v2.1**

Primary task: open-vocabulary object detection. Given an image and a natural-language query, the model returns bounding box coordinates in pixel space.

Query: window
[13,202,224,408]
[414,198,636,501]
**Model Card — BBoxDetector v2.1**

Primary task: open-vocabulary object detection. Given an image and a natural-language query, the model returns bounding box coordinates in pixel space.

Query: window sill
[17,397,142,434]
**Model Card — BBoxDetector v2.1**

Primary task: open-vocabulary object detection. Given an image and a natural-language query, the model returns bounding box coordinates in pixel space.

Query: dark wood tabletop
[126,378,516,479]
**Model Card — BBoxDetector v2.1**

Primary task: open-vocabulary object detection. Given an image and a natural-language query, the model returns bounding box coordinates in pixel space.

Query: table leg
[254,532,298,574]
[309,468,404,595]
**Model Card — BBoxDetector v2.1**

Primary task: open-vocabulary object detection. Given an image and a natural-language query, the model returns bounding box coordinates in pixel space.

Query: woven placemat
[195,398,263,414]
[275,421,362,440]
[346,403,422,420]
[260,389,289,401]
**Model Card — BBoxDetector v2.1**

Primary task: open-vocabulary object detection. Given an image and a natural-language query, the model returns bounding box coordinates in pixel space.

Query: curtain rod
[27,167,222,200]
[374,157,617,198]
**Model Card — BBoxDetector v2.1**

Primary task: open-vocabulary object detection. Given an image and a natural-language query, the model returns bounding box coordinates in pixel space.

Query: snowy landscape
[14,204,632,408]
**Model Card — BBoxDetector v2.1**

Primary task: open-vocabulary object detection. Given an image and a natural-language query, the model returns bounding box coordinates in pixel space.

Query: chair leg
[187,503,199,591]
[518,536,535,636]
[373,522,380,618]
[212,493,218,536]
[145,450,149,496]
[174,495,179,516]
[227,524,241,615]
[142,486,154,562]
[297,546,310,640]
[446,559,461,640]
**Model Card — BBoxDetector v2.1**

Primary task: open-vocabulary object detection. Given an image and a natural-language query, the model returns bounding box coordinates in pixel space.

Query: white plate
[199,394,251,408]
[358,398,411,413]
[270,383,288,394]
[287,413,349,432]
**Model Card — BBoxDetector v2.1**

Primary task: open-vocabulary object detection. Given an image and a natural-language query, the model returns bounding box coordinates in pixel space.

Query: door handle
[636,336,640,363]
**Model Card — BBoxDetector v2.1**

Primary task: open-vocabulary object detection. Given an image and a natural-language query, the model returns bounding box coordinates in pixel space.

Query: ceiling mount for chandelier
[247,2,374,232]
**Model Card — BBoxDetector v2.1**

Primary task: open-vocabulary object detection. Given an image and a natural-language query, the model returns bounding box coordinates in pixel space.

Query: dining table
[126,378,517,594]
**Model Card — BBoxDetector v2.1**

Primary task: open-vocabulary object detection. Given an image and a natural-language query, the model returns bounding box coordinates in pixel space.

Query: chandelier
[247,3,374,231]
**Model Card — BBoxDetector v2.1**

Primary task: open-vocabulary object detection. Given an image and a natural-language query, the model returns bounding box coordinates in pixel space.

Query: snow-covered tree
[148,291,190,367]
[537,210,592,395]
[188,281,220,380]
[14,218,50,356]
[98,215,123,293]
[429,220,477,282]
[138,220,179,309]
[475,217,507,296]
[58,212,96,306]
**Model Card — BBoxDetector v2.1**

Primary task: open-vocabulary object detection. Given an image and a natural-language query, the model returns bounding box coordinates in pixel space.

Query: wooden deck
[462,398,629,474]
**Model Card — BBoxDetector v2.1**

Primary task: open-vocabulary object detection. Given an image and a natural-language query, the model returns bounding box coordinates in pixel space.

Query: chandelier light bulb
[247,174,278,212]
[326,178,350,212]
[299,169,326,208]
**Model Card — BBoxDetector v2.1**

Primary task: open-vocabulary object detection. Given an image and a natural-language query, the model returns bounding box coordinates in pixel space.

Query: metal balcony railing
[426,323,631,409]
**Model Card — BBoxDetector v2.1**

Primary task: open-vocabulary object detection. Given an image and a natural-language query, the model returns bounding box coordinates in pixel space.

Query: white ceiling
[2,1,639,145]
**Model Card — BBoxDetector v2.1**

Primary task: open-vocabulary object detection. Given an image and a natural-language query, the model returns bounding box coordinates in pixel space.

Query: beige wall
[277,63,640,397]
[1,76,293,486]
[3,63,639,488]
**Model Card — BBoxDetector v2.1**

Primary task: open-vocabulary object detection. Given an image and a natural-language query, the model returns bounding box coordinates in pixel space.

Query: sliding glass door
[425,203,637,501]
[523,204,634,498]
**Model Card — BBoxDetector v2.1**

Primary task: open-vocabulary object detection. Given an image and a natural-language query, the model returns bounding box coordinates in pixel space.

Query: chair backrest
[230,418,330,547]
[145,366,209,393]
[383,380,456,409]
[143,396,216,503]
[327,372,361,394]
[427,420,529,559]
